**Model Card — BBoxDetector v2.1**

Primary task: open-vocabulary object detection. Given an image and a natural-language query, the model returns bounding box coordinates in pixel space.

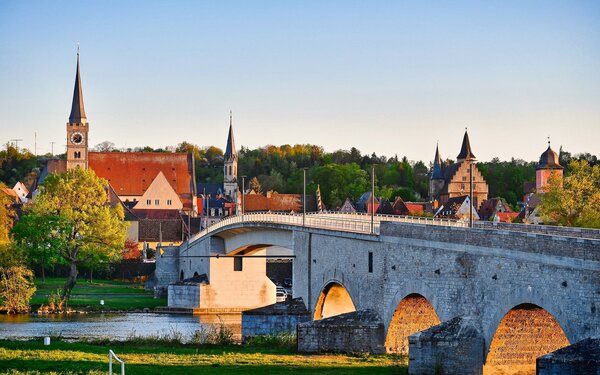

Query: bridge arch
[313,280,357,320]
[385,293,441,354]
[484,303,570,375]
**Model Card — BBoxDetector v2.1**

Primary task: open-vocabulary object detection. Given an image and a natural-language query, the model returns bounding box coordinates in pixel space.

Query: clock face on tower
[71,132,84,145]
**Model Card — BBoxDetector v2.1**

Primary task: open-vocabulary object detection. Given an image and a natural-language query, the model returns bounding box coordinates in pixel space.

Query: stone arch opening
[385,293,441,354]
[484,303,570,375]
[313,282,356,320]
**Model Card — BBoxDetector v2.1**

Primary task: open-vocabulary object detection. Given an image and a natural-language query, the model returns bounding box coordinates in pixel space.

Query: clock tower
[66,50,89,170]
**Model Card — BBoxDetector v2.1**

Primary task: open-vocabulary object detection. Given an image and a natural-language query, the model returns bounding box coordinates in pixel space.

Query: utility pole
[469,160,474,228]
[303,168,307,227]
[10,139,23,152]
[371,165,375,234]
[34,132,37,156]
[241,176,246,221]
[50,142,55,157]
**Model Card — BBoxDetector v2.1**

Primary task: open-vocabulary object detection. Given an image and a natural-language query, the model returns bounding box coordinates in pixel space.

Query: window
[368,252,373,273]
[155,199,160,205]
[167,199,172,206]
[228,165,232,175]
[462,176,467,181]
[234,257,243,271]
[146,200,151,205]
[74,151,81,159]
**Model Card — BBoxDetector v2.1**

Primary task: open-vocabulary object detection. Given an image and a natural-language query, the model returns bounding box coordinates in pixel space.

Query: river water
[0,313,241,342]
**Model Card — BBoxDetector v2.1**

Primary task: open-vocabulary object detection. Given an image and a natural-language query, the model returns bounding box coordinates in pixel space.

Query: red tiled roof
[88,152,194,210]
[496,212,519,223]
[405,203,425,215]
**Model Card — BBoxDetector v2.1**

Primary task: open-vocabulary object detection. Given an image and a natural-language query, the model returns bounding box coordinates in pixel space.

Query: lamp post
[241,176,246,221]
[371,165,375,234]
[469,159,475,228]
[303,168,307,227]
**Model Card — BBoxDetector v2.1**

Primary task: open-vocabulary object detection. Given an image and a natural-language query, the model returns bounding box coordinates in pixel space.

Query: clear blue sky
[1,1,599,162]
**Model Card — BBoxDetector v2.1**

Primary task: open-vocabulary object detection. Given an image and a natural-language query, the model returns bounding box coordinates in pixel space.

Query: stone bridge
[156,212,600,374]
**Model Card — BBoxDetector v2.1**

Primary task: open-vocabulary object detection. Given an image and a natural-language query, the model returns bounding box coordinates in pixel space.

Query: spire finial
[229,110,232,126]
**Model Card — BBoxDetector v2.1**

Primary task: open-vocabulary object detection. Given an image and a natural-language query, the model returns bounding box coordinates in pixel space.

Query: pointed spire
[457,129,475,161]
[431,142,444,180]
[69,47,87,124]
[224,111,237,160]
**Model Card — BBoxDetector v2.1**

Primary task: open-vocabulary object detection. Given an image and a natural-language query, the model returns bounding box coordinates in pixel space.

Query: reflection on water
[0,313,241,342]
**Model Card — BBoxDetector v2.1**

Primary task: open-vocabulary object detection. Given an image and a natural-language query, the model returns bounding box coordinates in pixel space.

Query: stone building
[429,131,489,209]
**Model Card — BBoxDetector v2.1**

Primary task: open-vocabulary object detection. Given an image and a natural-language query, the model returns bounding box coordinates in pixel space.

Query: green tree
[0,265,36,313]
[13,168,128,303]
[0,183,15,244]
[539,160,600,228]
[312,163,369,208]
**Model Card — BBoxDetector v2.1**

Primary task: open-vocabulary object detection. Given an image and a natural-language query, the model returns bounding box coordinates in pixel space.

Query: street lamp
[241,176,246,220]
[371,165,375,234]
[469,159,476,228]
[303,168,307,227]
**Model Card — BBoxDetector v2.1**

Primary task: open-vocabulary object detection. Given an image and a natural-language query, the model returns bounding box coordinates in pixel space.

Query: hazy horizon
[1,1,599,163]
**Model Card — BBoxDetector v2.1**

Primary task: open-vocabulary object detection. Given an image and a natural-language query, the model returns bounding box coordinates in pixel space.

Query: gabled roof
[376,199,394,215]
[69,51,87,124]
[88,152,194,210]
[339,198,356,213]
[197,183,224,197]
[457,130,475,161]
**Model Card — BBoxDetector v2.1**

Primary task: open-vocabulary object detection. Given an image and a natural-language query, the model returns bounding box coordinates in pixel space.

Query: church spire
[68,47,87,124]
[431,143,444,180]
[224,110,237,161]
[457,129,475,161]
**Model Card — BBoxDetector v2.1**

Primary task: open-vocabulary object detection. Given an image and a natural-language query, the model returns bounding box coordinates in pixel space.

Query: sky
[0,1,599,163]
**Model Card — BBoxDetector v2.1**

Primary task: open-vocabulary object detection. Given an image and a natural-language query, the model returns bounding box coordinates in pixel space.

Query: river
[0,313,241,342]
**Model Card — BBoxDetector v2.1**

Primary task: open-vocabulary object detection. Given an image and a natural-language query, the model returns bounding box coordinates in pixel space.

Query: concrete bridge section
[156,212,600,374]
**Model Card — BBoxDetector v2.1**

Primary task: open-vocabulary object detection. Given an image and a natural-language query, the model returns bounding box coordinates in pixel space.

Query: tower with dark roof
[536,140,563,191]
[66,49,89,170]
[429,144,445,201]
[223,111,238,206]
[456,130,475,162]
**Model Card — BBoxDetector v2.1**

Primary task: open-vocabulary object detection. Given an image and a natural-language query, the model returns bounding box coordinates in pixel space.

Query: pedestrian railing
[109,350,125,375]
[188,211,467,244]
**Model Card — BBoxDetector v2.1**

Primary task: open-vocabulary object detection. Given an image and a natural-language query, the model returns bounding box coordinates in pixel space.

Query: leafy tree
[0,184,15,244]
[93,141,118,152]
[0,265,36,313]
[249,177,262,194]
[539,160,600,228]
[13,168,128,303]
[312,163,369,208]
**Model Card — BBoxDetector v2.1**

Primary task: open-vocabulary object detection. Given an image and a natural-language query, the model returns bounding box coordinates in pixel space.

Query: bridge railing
[188,211,467,244]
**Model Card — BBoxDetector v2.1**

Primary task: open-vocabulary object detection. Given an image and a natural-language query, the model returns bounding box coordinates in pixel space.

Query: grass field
[0,340,408,374]
[32,278,166,311]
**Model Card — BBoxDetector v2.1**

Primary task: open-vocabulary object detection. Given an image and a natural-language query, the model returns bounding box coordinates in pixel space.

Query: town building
[43,51,197,215]
[521,141,564,224]
[429,131,489,210]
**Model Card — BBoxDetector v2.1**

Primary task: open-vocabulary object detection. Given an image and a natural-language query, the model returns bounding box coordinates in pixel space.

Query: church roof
[456,130,475,161]
[69,51,87,124]
[88,152,195,210]
[224,112,237,160]
[431,144,444,180]
[537,144,563,170]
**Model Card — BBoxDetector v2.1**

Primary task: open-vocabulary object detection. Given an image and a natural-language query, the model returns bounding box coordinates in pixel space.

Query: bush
[0,266,36,313]
[244,332,297,349]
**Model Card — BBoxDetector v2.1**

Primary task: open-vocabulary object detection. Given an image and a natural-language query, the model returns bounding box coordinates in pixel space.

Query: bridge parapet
[475,221,600,240]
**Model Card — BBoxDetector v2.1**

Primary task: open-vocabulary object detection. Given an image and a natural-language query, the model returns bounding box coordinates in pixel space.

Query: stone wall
[297,310,385,354]
[408,317,485,375]
[167,283,200,308]
[537,337,600,375]
[242,298,310,340]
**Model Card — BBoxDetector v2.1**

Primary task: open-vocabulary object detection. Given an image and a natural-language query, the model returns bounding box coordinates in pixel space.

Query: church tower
[429,143,445,201]
[66,49,89,170]
[536,140,563,191]
[223,111,238,206]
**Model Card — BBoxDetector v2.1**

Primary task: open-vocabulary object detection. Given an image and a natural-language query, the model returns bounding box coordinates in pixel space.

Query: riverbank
[0,339,407,374]
[31,278,166,312]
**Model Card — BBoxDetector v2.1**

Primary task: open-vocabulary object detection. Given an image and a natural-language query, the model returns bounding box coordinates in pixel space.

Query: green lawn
[0,340,407,374]
[32,278,166,311]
